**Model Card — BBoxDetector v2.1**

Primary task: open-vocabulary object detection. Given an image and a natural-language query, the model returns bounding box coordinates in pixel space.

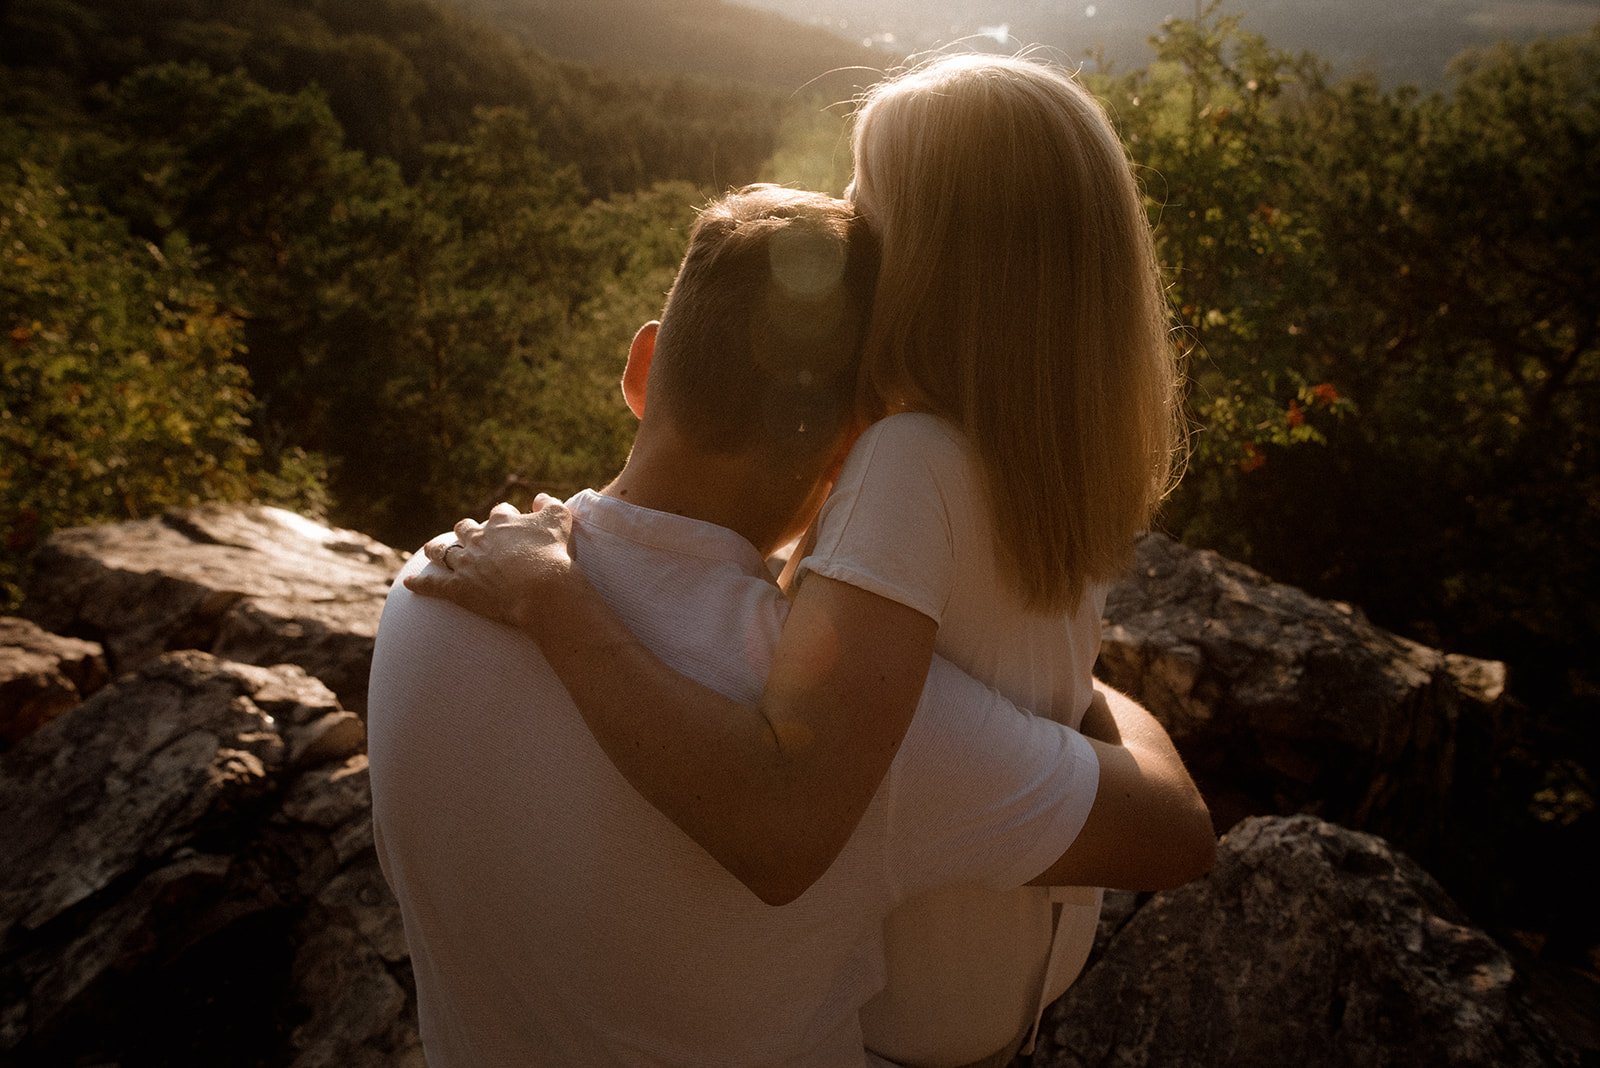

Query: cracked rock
[1029,815,1576,1068]
[1100,533,1508,857]
[0,616,107,747]
[24,505,404,714]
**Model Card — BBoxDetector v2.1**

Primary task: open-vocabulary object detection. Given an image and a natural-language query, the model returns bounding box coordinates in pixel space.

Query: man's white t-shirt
[367,490,1099,1067]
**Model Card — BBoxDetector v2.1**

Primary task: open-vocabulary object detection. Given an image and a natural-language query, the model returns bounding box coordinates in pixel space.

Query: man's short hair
[649,185,879,464]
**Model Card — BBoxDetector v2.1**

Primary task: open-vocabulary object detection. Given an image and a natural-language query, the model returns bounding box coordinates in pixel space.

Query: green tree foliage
[11,55,696,551]
[0,159,305,604]
[334,108,628,545]
[0,0,716,567]
[1102,13,1599,680]
[761,102,855,194]
[1094,13,1599,941]
[51,63,407,504]
[0,0,790,193]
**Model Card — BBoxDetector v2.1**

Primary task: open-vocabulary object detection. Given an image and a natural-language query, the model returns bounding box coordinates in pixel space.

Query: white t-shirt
[799,412,1109,1067]
[367,489,1099,1067]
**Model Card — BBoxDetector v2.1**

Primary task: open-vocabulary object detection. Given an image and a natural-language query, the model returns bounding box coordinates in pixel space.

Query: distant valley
[449,0,889,97]
[449,0,1597,91]
[738,0,1600,84]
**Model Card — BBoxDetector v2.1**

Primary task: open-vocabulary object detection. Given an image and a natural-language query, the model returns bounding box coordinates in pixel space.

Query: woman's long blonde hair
[851,53,1181,611]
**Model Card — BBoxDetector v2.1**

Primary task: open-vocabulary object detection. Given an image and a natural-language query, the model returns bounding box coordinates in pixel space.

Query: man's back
[368,491,1098,1066]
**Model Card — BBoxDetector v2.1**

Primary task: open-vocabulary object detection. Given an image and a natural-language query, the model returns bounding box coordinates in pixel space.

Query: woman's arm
[410,503,1214,902]
[407,501,935,906]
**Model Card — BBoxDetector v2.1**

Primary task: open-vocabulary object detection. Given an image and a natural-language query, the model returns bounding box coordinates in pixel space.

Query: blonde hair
[851,54,1181,611]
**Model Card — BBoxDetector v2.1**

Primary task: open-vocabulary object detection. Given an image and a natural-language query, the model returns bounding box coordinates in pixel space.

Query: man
[367,186,1211,1066]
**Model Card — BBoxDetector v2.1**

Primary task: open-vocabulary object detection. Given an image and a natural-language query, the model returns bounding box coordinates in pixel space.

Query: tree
[1091,8,1353,553]
[0,159,313,605]
[325,112,697,547]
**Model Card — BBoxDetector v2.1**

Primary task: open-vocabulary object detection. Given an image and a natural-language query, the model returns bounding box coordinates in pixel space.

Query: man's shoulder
[369,552,557,717]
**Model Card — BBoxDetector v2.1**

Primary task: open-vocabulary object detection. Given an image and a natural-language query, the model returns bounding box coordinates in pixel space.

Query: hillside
[0,0,788,194]
[448,0,896,99]
[740,0,1600,84]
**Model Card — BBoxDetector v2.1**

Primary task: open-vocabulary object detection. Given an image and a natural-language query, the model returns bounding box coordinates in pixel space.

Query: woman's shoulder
[805,413,975,623]
[863,410,965,444]
[830,411,984,535]
[852,412,972,468]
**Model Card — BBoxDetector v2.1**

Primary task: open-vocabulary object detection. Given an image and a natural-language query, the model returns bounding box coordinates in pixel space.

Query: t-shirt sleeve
[796,413,973,624]
[885,656,1101,899]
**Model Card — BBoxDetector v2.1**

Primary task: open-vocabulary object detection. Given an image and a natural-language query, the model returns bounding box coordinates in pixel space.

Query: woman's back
[832,55,1177,1058]
[800,412,1107,1065]
[806,413,1103,722]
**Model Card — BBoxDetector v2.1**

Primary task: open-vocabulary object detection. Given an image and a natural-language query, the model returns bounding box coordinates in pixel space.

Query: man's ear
[621,321,659,420]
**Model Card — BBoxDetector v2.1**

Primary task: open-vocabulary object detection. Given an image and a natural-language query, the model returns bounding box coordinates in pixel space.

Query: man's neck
[600,433,810,558]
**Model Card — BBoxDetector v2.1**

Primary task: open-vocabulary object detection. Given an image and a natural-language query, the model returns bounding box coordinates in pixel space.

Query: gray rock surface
[24,505,404,714]
[0,615,107,746]
[275,755,423,1068]
[1028,815,1574,1068]
[1100,533,1507,855]
[0,651,289,938]
[6,508,1564,1066]
[0,650,411,1065]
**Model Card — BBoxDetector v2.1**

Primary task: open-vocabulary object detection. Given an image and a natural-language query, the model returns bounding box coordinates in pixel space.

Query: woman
[417,54,1181,1067]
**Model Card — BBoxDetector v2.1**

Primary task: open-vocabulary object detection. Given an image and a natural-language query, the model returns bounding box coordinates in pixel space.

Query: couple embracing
[368,53,1215,1068]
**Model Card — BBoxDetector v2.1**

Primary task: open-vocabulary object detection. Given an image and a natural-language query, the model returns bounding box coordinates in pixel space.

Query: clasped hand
[404,494,575,633]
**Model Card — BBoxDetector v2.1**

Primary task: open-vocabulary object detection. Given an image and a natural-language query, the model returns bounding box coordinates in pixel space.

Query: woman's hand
[403,495,576,636]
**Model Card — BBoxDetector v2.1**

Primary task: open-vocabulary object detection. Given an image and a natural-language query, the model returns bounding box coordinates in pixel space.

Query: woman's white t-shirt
[799,412,1108,1067]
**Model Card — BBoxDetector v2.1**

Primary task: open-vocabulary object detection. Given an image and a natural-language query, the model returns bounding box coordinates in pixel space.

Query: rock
[267,753,420,1068]
[279,755,379,870]
[289,711,367,769]
[0,615,107,746]
[288,915,417,1068]
[1099,533,1507,858]
[0,651,417,1064]
[1029,815,1575,1068]
[266,752,419,1066]
[0,650,301,937]
[4,508,1559,1065]
[14,851,238,1046]
[23,505,404,714]
[1092,888,1141,959]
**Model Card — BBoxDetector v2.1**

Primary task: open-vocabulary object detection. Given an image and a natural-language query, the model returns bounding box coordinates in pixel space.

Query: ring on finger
[442,543,460,570]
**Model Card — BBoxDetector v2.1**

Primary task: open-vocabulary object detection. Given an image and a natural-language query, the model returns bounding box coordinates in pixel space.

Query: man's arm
[1027,682,1215,889]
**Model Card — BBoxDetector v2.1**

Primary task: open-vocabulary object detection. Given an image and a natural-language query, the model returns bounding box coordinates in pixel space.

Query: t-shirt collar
[567,489,773,580]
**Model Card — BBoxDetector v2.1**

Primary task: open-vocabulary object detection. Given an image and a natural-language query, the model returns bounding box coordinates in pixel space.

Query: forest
[2,0,1596,975]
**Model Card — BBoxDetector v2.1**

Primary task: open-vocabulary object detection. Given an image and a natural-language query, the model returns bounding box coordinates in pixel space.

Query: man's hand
[404,495,577,635]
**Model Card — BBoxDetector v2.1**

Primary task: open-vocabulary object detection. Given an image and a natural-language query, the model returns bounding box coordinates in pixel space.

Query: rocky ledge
[1098,532,1509,866]
[1032,816,1575,1067]
[0,616,106,747]
[24,504,403,714]
[0,507,1578,1066]
[0,650,414,1066]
